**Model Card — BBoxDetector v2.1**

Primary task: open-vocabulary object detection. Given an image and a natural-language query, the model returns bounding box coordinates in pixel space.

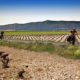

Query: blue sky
[0,0,80,25]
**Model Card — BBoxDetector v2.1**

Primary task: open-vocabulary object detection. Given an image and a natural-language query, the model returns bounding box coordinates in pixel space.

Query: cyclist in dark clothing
[1,31,4,40]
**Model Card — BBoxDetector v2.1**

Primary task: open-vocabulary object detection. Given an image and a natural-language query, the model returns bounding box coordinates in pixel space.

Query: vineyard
[4,34,80,43]
[1,34,80,80]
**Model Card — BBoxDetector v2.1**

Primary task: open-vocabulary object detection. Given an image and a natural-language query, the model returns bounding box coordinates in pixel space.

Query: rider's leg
[72,35,75,45]
[69,35,73,44]
[1,35,3,40]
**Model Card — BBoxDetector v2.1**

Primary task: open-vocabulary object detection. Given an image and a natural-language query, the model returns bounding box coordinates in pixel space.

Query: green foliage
[42,43,55,53]
[2,31,80,35]
[65,46,77,54]
[75,47,80,55]
[26,42,33,50]
[1,40,80,60]
[0,41,54,53]
[63,45,80,59]
[0,41,8,46]
[8,41,20,48]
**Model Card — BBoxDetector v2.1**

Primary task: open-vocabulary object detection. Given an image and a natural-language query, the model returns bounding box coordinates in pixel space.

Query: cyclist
[1,31,4,40]
[69,27,78,45]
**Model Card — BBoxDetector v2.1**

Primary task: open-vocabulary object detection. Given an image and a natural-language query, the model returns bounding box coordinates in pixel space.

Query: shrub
[0,40,80,60]
[43,43,55,53]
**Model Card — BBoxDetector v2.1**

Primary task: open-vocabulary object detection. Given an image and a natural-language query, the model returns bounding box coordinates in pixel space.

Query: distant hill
[0,20,80,31]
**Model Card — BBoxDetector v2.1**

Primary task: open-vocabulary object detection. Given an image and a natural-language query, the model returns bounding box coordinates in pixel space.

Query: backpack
[1,31,4,35]
[67,35,71,42]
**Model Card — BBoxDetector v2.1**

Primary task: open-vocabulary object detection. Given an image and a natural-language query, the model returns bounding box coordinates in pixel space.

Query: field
[1,31,80,79]
[1,31,80,35]
[0,45,80,80]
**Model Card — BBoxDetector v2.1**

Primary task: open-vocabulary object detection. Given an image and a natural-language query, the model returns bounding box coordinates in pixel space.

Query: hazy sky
[0,0,80,25]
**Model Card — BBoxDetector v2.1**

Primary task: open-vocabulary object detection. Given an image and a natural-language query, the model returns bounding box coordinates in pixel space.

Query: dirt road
[2,39,70,46]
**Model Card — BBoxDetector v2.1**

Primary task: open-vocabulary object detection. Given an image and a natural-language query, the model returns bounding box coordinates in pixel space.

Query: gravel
[0,46,80,80]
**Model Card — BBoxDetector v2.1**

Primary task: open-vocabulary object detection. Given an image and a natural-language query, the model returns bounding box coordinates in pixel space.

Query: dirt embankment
[0,46,80,80]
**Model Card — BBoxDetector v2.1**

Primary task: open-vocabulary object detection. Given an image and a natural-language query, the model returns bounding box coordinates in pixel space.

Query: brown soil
[0,46,80,80]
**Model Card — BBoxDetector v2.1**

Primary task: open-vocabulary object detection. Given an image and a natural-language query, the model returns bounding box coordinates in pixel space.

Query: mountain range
[0,20,80,31]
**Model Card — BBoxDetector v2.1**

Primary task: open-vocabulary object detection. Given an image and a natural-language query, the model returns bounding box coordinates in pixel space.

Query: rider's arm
[76,31,78,35]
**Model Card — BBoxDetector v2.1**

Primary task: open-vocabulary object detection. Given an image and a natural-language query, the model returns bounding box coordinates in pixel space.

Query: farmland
[1,31,80,35]
[2,31,80,43]
[1,31,80,80]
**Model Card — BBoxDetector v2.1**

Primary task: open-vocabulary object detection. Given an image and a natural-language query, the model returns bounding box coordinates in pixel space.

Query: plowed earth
[0,46,80,80]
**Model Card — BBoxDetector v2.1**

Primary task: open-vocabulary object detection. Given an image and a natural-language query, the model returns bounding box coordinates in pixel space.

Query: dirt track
[0,46,80,80]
